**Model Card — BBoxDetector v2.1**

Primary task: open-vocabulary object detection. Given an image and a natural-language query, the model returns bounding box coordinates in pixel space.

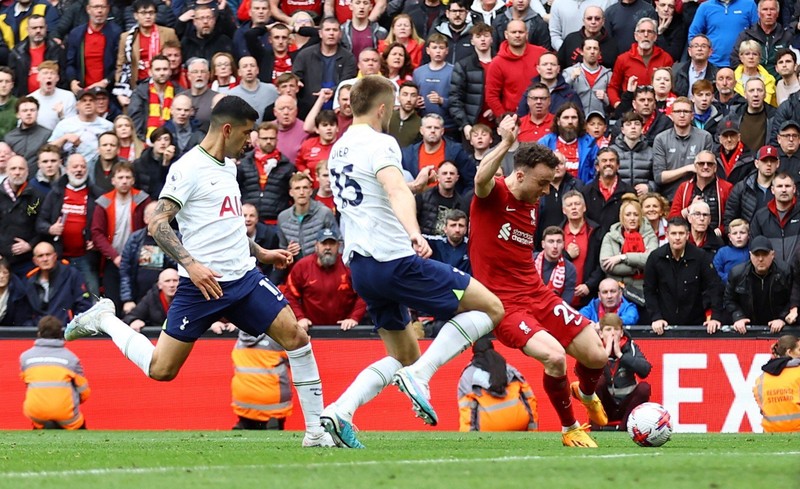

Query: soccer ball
[627,402,673,447]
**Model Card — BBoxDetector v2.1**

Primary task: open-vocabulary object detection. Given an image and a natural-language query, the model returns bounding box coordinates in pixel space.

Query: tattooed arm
[149,198,223,300]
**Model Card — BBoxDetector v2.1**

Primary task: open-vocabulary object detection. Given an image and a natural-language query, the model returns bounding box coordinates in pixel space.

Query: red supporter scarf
[146,81,174,142]
[535,253,566,296]
[622,229,646,279]
[719,142,744,178]
[159,290,170,313]
[255,148,281,190]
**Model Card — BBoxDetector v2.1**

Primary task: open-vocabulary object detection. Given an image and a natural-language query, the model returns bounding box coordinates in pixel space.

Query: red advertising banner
[0,337,776,432]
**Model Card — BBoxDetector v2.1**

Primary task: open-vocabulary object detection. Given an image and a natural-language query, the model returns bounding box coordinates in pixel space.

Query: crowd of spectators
[0,0,799,336]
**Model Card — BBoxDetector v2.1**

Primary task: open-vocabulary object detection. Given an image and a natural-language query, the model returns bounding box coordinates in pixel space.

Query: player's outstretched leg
[393,278,503,426]
[321,356,402,448]
[267,307,334,448]
[567,326,609,427]
[66,298,155,376]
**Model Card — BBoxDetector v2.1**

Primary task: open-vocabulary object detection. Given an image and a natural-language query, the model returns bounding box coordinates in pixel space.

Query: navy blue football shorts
[164,268,289,342]
[349,253,471,331]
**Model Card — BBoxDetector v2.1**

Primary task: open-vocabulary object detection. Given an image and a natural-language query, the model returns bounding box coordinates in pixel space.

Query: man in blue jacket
[25,241,92,324]
[579,277,640,325]
[538,102,598,184]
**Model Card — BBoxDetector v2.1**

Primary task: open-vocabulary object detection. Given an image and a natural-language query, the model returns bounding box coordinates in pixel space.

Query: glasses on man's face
[691,212,711,218]
[695,160,716,167]
[779,133,800,140]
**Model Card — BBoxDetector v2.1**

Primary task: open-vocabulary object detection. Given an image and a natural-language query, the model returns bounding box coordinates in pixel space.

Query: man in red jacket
[484,20,546,120]
[608,17,673,109]
[90,161,150,312]
[284,228,366,331]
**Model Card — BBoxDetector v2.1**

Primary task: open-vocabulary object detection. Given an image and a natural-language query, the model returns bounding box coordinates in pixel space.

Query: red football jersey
[469,177,544,301]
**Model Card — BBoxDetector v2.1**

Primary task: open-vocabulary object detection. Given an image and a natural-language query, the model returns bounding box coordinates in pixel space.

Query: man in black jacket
[644,217,724,335]
[26,241,91,324]
[448,22,493,141]
[8,14,65,96]
[556,6,618,70]
[0,155,43,276]
[237,121,296,227]
[724,236,792,334]
[123,268,177,332]
[415,161,469,235]
[176,3,234,62]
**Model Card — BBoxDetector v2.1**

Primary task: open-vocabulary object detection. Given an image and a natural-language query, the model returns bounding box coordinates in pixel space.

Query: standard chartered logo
[498,222,511,240]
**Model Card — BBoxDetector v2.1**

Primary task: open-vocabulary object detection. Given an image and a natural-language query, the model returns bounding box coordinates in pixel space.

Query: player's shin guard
[575,362,604,399]
[103,316,154,376]
[543,373,578,430]
[286,342,324,433]
[335,356,402,421]
[410,310,494,383]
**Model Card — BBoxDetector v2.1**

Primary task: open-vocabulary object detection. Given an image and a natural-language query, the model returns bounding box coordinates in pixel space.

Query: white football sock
[286,342,324,433]
[101,315,154,377]
[335,356,403,421]
[410,310,494,383]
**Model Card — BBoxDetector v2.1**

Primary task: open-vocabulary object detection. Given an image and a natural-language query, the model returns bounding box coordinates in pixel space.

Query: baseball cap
[317,228,339,242]
[76,88,96,99]
[757,145,779,160]
[779,120,800,132]
[717,117,740,136]
[750,235,773,253]
[89,86,109,97]
[586,110,607,122]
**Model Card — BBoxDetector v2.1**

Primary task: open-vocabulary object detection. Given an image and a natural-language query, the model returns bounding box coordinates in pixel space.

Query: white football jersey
[160,146,255,281]
[329,124,414,264]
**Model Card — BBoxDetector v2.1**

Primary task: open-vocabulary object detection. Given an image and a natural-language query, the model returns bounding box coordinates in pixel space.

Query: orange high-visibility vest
[459,379,538,432]
[231,336,292,422]
[754,364,800,433]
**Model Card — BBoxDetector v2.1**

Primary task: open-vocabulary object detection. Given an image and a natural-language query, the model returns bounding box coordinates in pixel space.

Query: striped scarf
[146,81,173,142]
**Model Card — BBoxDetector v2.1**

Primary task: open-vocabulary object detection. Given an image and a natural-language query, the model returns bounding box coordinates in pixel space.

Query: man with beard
[554,5,617,68]
[176,3,233,62]
[0,155,43,275]
[8,14,64,97]
[127,55,174,141]
[580,147,634,234]
[751,171,800,264]
[538,102,598,184]
[389,81,422,148]
[284,227,366,332]
[48,88,113,164]
[36,153,102,297]
[427,209,471,274]
[4,96,50,169]
[182,57,217,128]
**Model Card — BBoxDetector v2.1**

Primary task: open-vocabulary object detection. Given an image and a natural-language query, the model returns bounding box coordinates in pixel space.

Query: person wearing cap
[564,38,612,118]
[644,216,724,335]
[284,227,366,332]
[770,90,800,146]
[776,120,800,181]
[724,235,792,335]
[585,111,610,149]
[90,87,120,122]
[751,171,800,264]
[668,150,733,237]
[714,116,755,185]
[723,144,777,229]
[47,87,113,164]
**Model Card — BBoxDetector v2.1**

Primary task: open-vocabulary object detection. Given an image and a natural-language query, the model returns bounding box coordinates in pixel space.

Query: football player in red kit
[469,115,609,447]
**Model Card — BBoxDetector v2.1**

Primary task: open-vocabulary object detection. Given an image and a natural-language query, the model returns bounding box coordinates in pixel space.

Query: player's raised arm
[149,197,222,300]
[377,165,432,258]
[474,114,518,199]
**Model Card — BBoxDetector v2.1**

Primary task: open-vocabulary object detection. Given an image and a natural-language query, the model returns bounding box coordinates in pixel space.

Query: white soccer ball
[627,402,673,447]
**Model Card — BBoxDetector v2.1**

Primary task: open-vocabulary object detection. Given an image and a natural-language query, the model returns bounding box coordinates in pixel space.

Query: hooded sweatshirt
[484,40,546,117]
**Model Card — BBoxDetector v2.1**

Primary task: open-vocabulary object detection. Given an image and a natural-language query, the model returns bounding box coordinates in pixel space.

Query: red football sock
[575,362,604,397]
[543,373,576,428]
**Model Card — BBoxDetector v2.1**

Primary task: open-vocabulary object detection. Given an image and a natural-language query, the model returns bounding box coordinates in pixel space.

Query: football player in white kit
[320,76,504,448]
[65,96,334,447]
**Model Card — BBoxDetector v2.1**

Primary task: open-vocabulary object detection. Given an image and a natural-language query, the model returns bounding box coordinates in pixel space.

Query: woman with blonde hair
[210,52,238,93]
[640,192,669,246]
[734,40,777,107]
[753,335,800,432]
[377,14,423,68]
[599,194,658,297]
[113,115,144,161]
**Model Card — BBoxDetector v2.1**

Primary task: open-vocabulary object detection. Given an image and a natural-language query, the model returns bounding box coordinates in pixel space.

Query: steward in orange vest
[19,315,90,429]
[754,335,800,433]
[231,330,293,430]
[457,338,538,432]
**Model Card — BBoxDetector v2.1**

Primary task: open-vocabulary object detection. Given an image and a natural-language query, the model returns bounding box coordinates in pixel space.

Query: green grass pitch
[1,431,798,489]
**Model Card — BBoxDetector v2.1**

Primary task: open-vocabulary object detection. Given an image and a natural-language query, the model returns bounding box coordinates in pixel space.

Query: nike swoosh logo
[210,180,219,186]
[506,206,516,212]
